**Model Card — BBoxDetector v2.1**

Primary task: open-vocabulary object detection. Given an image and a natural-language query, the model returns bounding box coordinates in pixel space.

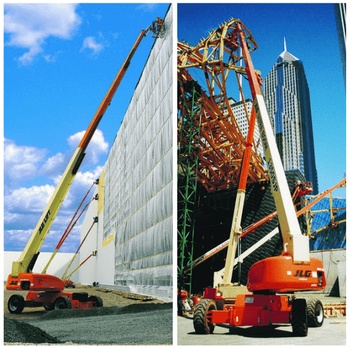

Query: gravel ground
[4,285,173,345]
[4,316,61,344]
[30,303,173,345]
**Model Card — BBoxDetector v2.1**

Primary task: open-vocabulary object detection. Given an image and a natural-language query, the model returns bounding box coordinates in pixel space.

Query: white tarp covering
[103,7,172,299]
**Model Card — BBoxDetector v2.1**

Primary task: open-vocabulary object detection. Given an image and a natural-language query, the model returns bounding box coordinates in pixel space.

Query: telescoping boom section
[6,18,164,314]
[235,19,325,293]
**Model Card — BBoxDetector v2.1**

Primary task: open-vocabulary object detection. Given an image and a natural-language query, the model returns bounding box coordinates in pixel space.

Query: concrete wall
[312,249,346,297]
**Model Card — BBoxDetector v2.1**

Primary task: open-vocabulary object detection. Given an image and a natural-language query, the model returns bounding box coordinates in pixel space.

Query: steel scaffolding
[177,80,202,295]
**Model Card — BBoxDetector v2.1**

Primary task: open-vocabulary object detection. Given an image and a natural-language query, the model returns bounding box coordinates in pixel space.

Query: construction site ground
[177,315,346,345]
[3,284,173,345]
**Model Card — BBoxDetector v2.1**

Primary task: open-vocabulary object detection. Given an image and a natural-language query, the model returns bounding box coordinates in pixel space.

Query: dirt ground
[4,283,165,320]
[3,284,172,345]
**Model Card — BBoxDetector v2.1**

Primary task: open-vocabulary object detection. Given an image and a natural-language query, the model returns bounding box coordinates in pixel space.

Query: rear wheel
[8,294,25,314]
[54,296,72,310]
[72,292,89,302]
[88,295,103,307]
[307,299,324,327]
[292,298,308,337]
[193,299,217,334]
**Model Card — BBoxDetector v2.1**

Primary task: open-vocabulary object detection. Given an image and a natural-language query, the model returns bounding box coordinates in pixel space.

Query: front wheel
[8,294,25,314]
[307,299,324,327]
[292,298,308,337]
[193,299,217,334]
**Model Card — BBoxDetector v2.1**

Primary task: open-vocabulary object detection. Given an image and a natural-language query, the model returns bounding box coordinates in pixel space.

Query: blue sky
[178,2,346,196]
[3,3,170,252]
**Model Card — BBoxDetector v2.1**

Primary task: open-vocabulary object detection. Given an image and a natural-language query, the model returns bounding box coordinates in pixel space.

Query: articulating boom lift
[192,19,326,337]
[6,18,164,314]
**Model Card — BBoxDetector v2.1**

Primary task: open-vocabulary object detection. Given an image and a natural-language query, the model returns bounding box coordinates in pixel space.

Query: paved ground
[177,315,346,345]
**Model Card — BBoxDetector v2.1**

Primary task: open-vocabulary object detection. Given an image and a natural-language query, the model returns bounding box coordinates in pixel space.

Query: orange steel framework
[177,18,269,293]
[178,19,268,193]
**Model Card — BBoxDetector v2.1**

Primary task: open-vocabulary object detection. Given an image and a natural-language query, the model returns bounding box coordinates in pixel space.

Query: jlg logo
[39,210,51,234]
[294,270,312,277]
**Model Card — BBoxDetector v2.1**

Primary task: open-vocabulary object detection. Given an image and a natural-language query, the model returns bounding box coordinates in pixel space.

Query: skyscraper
[226,98,264,159]
[264,40,319,194]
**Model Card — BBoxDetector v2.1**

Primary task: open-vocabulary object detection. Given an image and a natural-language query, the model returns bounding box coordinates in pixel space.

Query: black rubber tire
[8,294,25,314]
[54,296,72,310]
[292,298,308,337]
[307,299,324,327]
[44,303,55,311]
[193,299,217,334]
[88,295,103,307]
[72,292,89,302]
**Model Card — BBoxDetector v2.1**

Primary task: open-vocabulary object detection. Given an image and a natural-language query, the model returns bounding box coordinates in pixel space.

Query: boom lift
[192,19,326,337]
[6,18,164,314]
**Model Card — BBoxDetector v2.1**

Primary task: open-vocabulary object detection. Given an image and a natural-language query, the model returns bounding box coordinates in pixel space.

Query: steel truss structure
[178,18,268,193]
[177,18,269,291]
[177,82,202,293]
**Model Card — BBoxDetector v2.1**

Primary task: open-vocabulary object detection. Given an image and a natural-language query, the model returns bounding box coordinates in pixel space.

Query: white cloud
[4,131,108,252]
[5,128,108,189]
[80,33,107,57]
[74,167,104,188]
[41,152,65,177]
[5,184,54,214]
[81,36,103,56]
[136,4,159,12]
[4,3,81,65]
[68,129,109,165]
[4,167,102,253]
[4,229,33,251]
[4,139,47,182]
[62,166,103,210]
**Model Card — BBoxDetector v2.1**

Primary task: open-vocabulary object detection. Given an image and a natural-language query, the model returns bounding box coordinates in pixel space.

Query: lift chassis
[189,19,326,336]
[194,289,325,336]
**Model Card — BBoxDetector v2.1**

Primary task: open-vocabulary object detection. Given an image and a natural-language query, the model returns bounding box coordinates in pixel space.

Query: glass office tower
[264,41,319,194]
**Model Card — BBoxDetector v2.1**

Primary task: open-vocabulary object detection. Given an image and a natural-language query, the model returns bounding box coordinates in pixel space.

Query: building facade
[264,42,319,193]
[78,6,173,300]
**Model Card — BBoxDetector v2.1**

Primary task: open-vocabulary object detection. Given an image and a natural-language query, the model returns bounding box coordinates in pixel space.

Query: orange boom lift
[188,18,326,337]
[6,18,164,314]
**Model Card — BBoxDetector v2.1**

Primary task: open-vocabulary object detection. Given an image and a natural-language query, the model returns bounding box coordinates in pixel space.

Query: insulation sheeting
[103,7,172,299]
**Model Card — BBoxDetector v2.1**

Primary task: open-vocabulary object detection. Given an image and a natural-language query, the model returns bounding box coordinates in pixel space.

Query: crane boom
[8,20,164,282]
[222,102,257,284]
[235,21,310,264]
[213,20,314,297]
